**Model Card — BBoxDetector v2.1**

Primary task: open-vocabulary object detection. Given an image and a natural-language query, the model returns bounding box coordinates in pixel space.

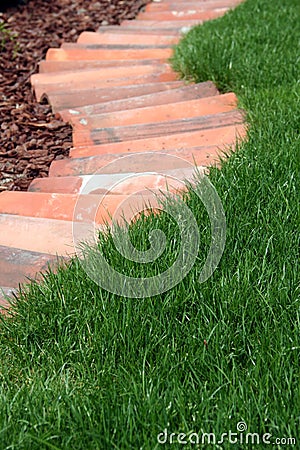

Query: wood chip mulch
[0,0,150,192]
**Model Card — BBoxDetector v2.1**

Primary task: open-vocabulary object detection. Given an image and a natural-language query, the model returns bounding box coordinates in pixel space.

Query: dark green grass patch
[0,0,299,448]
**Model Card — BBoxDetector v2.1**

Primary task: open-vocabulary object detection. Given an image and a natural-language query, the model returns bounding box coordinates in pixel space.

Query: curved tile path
[0,0,245,310]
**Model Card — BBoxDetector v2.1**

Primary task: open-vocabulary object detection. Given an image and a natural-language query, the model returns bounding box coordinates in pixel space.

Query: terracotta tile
[49,155,124,177]
[49,146,220,178]
[120,19,202,28]
[33,63,174,86]
[29,173,182,195]
[78,169,198,195]
[34,161,204,193]
[77,31,179,45]
[29,176,83,194]
[145,0,240,3]
[145,0,241,11]
[70,123,247,158]
[39,59,168,73]
[70,93,238,131]
[0,192,80,222]
[136,10,228,21]
[73,110,244,147]
[48,81,185,112]
[46,47,172,61]
[61,43,173,50]
[0,192,156,226]
[0,214,95,255]
[33,71,179,102]
[59,82,219,122]
[0,191,125,224]
[0,245,63,287]
[146,2,199,11]
[97,25,181,35]
[27,176,92,194]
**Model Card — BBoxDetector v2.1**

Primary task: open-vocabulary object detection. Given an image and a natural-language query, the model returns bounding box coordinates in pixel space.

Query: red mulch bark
[0,0,150,192]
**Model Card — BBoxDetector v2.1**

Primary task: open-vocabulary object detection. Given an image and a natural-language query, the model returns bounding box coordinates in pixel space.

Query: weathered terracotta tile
[0,245,63,288]
[73,110,244,147]
[29,172,186,195]
[0,192,156,225]
[97,25,181,35]
[78,168,199,195]
[59,82,219,122]
[61,43,173,50]
[70,93,238,131]
[145,0,241,11]
[46,47,172,61]
[77,31,179,45]
[32,63,174,87]
[49,146,220,178]
[28,176,91,194]
[0,192,80,222]
[153,0,238,2]
[49,155,126,177]
[0,214,95,255]
[0,194,166,249]
[33,70,179,102]
[70,123,247,158]
[136,9,228,21]
[39,59,167,73]
[48,81,185,112]
[29,176,83,194]
[121,19,202,28]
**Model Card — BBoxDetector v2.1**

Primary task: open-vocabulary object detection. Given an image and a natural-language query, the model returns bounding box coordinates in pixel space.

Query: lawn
[0,0,299,448]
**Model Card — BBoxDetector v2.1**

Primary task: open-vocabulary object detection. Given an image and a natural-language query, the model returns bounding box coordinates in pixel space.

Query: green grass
[0,0,299,448]
[0,19,19,55]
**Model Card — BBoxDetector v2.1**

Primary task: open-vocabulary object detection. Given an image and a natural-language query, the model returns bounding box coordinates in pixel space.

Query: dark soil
[0,0,150,192]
